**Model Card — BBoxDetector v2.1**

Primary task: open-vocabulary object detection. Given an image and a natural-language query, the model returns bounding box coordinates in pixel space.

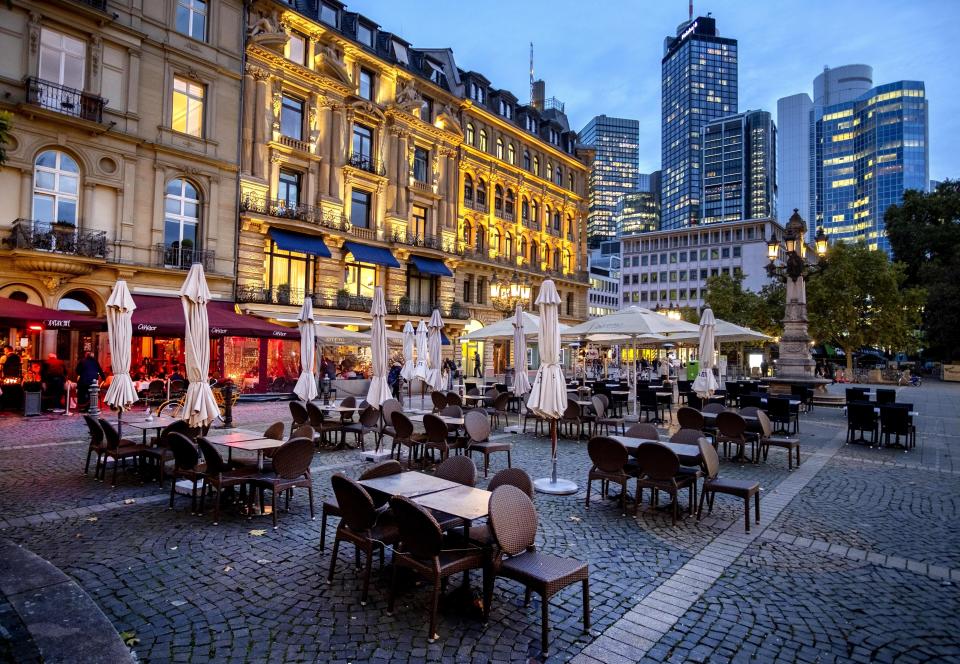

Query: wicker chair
[390,411,425,468]
[387,496,486,643]
[755,409,801,467]
[464,410,511,478]
[484,486,590,658]
[676,406,705,431]
[696,437,760,532]
[166,432,204,514]
[847,402,878,445]
[97,418,148,487]
[521,398,547,436]
[485,392,511,429]
[195,438,255,525]
[378,399,402,451]
[585,436,630,510]
[445,392,463,407]
[558,399,586,439]
[591,396,625,436]
[766,396,798,434]
[82,415,106,477]
[632,442,697,524]
[289,401,309,428]
[468,468,534,546]
[327,474,400,605]
[249,437,315,529]
[320,460,401,551]
[434,455,477,487]
[715,411,752,461]
[431,391,447,413]
[879,405,915,449]
[624,422,659,440]
[141,419,191,486]
[339,405,379,451]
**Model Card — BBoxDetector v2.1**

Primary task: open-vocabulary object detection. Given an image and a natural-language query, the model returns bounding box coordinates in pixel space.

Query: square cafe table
[202,428,267,445]
[413,484,493,522]
[407,414,465,426]
[610,436,702,466]
[124,416,182,444]
[359,471,461,498]
[214,438,281,470]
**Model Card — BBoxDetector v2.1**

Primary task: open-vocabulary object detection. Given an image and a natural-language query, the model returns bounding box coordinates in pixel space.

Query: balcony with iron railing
[7,218,108,258]
[240,195,377,240]
[153,243,215,271]
[24,77,105,123]
[390,230,451,252]
[347,154,386,176]
[70,0,107,10]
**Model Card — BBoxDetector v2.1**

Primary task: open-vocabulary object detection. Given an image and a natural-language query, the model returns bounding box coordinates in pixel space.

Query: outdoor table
[610,436,702,466]
[359,471,461,498]
[407,414,465,426]
[203,428,267,445]
[413,484,492,522]
[124,416,182,445]
[463,394,491,406]
[319,403,364,413]
[759,397,802,406]
[214,437,281,470]
[873,407,918,417]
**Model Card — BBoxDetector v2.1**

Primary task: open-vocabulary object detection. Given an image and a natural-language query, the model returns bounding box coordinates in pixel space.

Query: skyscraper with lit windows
[579,115,639,247]
[661,15,737,229]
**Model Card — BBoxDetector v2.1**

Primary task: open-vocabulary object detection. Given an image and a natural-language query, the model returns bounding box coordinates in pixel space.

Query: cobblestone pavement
[0,384,958,663]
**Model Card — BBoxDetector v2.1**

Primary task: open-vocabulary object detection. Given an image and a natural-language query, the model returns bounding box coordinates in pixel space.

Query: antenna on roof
[689,0,693,20]
[529,42,534,105]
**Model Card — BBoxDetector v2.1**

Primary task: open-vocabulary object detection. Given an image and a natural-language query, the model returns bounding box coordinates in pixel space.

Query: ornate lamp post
[764,210,828,380]
[489,271,531,317]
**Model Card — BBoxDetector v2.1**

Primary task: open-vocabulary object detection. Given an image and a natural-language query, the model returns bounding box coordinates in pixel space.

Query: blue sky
[346,0,958,182]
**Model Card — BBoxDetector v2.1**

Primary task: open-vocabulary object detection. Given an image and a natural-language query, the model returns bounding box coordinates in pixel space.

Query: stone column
[126,48,140,119]
[396,131,409,217]
[329,106,348,202]
[777,275,816,379]
[386,128,399,215]
[317,98,332,198]
[241,66,256,175]
[19,169,32,218]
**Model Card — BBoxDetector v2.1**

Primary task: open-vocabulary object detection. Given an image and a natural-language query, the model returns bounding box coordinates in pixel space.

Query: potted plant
[336,288,350,309]
[398,295,410,314]
[275,283,291,305]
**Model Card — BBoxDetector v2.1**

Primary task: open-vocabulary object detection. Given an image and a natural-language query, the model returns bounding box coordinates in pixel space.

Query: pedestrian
[170,364,185,382]
[443,357,457,390]
[760,360,769,377]
[1,345,22,378]
[387,362,402,400]
[473,351,481,378]
[75,352,105,412]
[42,352,67,410]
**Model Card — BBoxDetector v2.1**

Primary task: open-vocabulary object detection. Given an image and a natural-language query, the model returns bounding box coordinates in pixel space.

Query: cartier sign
[137,324,158,331]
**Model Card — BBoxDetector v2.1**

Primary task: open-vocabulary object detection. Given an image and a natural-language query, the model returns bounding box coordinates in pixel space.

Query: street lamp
[490,271,531,315]
[765,209,828,282]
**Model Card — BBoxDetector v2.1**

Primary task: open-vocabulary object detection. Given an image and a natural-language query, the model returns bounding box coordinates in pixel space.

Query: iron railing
[24,77,105,123]
[70,0,107,10]
[154,243,215,271]
[236,284,306,307]
[347,154,386,175]
[391,299,471,319]
[8,218,108,258]
[390,230,448,251]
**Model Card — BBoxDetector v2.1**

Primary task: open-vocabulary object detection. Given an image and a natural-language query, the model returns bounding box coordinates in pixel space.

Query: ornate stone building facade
[0,0,243,363]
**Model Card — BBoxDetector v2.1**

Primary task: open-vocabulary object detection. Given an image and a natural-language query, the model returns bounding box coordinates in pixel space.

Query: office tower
[615,191,660,235]
[814,64,874,108]
[776,93,812,226]
[637,172,651,193]
[579,115,640,247]
[661,15,738,229]
[701,110,777,224]
[816,80,929,253]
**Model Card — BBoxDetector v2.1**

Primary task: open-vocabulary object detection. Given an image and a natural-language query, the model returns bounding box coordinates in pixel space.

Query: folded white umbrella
[692,306,720,397]
[366,287,392,408]
[414,320,428,381]
[293,298,317,401]
[103,281,138,432]
[179,263,220,428]
[426,308,444,391]
[512,302,532,395]
[400,321,416,381]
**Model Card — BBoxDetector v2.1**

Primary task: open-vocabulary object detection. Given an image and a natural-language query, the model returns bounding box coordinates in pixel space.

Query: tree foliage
[885,181,960,360]
[806,240,924,370]
[0,110,11,166]
[703,273,784,338]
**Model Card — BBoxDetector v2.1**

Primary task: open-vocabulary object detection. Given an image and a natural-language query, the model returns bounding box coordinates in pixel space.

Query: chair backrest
[289,401,309,426]
[390,411,414,439]
[170,379,186,392]
[702,402,725,414]
[431,391,447,411]
[359,405,380,428]
[879,405,909,430]
[739,406,760,419]
[697,436,721,480]
[687,392,703,410]
[726,382,740,395]
[331,474,379,532]
[848,402,876,424]
[422,414,450,444]
[270,437,314,478]
[755,409,773,437]
[790,384,806,398]
[466,387,480,396]
[381,399,402,425]
[766,396,790,418]
[676,406,704,430]
[563,399,581,420]
[625,422,659,440]
[435,455,477,486]
[492,392,510,412]
[634,442,680,481]
[83,414,104,446]
[739,393,763,409]
[263,421,285,440]
[147,379,165,394]
[464,409,490,443]
[440,405,463,419]
[290,424,314,441]
[638,389,657,406]
[97,418,122,451]
[591,395,606,418]
[358,459,403,481]
[892,402,913,411]
[389,495,443,559]
[670,428,702,445]
[484,387,498,399]
[158,419,192,447]
[488,468,534,497]
[196,437,231,475]
[845,387,867,403]
[876,389,897,405]
[677,380,691,393]
[488,485,538,555]
[587,436,628,473]
[305,401,327,427]
[341,395,356,408]
[716,411,747,438]
[167,432,200,470]
[446,392,463,407]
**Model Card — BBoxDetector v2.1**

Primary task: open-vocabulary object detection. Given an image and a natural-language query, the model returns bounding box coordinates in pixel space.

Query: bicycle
[896,371,922,387]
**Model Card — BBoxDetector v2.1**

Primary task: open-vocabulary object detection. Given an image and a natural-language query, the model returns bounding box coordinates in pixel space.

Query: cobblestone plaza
[1,383,958,663]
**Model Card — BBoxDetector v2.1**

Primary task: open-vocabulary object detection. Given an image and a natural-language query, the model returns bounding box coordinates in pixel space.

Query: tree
[703,273,784,337]
[0,110,11,166]
[806,241,924,371]
[885,181,960,360]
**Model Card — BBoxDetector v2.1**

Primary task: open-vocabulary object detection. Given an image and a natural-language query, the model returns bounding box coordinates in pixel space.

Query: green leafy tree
[0,110,11,166]
[806,241,924,371]
[703,273,784,337]
[885,181,960,360]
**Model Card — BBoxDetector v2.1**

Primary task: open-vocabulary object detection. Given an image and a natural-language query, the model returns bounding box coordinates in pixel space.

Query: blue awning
[442,331,451,346]
[268,227,331,258]
[409,254,453,277]
[343,241,400,268]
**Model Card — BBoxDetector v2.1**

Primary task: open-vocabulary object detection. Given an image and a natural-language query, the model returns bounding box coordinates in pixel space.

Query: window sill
[158,126,220,157]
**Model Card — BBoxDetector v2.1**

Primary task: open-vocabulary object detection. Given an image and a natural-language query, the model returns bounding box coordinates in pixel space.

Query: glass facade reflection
[816,81,928,253]
[661,16,738,230]
[578,115,639,247]
[615,191,659,235]
[702,110,776,224]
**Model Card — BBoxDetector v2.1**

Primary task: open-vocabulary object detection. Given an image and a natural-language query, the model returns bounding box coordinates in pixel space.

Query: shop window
[344,262,377,297]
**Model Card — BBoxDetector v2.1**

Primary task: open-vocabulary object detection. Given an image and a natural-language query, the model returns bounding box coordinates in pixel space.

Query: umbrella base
[534,478,578,495]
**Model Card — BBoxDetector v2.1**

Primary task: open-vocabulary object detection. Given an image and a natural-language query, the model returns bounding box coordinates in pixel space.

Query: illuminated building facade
[702,110,777,224]
[661,16,738,230]
[614,191,659,235]
[578,115,639,247]
[815,81,928,253]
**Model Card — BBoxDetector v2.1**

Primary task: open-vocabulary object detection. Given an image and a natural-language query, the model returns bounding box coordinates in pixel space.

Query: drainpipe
[232,2,249,305]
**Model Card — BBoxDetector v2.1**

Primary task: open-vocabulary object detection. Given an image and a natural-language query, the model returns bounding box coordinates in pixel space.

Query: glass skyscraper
[661,16,737,230]
[579,115,640,248]
[614,191,659,235]
[701,109,777,224]
[816,81,928,253]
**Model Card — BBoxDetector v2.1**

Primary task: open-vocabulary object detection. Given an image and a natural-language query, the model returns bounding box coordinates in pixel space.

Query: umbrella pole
[534,417,577,495]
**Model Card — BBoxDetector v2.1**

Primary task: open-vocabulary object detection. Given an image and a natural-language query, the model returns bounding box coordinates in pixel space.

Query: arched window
[553,247,561,270]
[533,156,540,176]
[564,249,572,272]
[505,190,515,217]
[507,144,516,165]
[491,227,501,254]
[505,232,513,259]
[546,163,553,182]
[568,172,574,190]
[58,290,96,313]
[521,197,529,222]
[463,220,472,246]
[519,236,527,261]
[567,215,575,239]
[531,200,540,228]
[33,150,80,225]
[478,129,488,152]
[523,150,530,171]
[531,240,539,266]
[555,166,563,185]
[544,205,551,229]
[476,224,485,252]
[553,210,561,231]
[476,179,487,207]
[466,123,475,145]
[164,178,201,267]
[463,173,473,202]
[494,184,504,213]
[495,138,504,160]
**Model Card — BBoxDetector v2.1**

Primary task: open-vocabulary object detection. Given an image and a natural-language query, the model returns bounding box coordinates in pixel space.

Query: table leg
[257,451,263,471]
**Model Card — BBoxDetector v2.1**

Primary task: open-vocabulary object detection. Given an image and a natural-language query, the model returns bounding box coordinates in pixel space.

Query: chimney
[532,79,545,111]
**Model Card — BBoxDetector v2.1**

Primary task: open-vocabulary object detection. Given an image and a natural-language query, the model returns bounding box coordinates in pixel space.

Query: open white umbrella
[511,302,532,396]
[179,264,219,428]
[426,308,444,392]
[103,280,138,435]
[528,280,576,495]
[692,306,719,398]
[293,298,317,402]
[671,318,771,344]
[366,287,392,408]
[400,321,415,406]
[460,312,570,341]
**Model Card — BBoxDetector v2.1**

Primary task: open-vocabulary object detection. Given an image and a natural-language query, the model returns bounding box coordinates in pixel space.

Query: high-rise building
[614,191,660,235]
[579,115,640,247]
[661,16,738,230]
[816,81,929,253]
[701,110,777,224]
[776,93,812,226]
